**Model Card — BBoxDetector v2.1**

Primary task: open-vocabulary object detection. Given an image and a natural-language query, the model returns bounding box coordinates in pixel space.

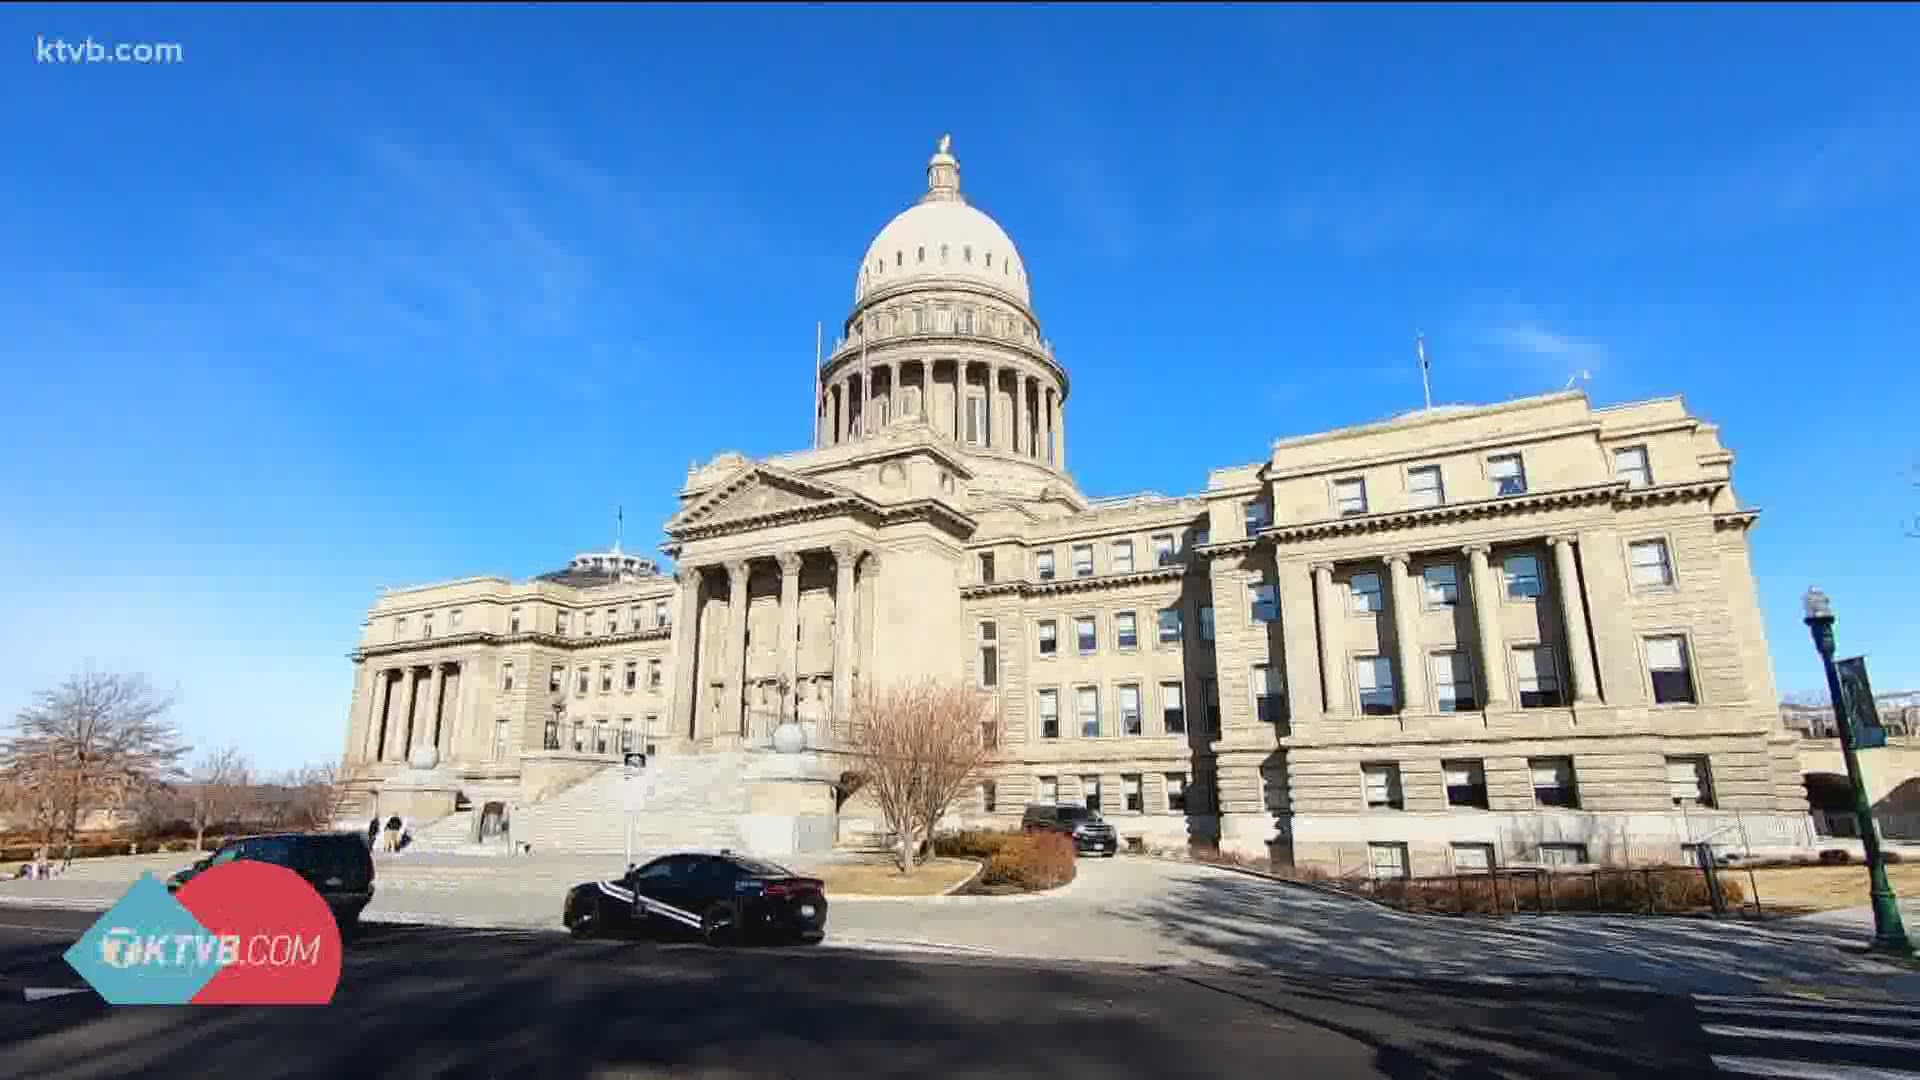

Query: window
[1334,477,1369,516]
[654,600,669,628]
[509,607,521,634]
[1244,499,1272,532]
[1488,453,1527,496]
[583,611,594,636]
[1355,656,1396,715]
[1076,687,1100,738]
[542,717,560,750]
[500,662,516,691]
[1119,684,1142,735]
[571,720,585,752]
[421,614,433,639]
[1157,607,1183,644]
[1614,445,1653,488]
[1363,763,1404,809]
[1075,616,1097,654]
[1122,774,1142,812]
[493,719,513,762]
[648,659,662,690]
[1249,581,1278,623]
[1037,619,1058,657]
[1629,539,1673,588]
[630,605,643,632]
[1037,775,1057,803]
[593,721,610,755]
[1110,540,1134,574]
[1072,544,1095,578]
[1513,645,1563,707]
[1192,523,1210,547]
[965,397,983,445]
[1253,664,1285,723]
[1165,772,1188,812]
[1036,549,1056,581]
[981,720,999,749]
[556,611,571,636]
[1646,635,1696,704]
[624,661,638,692]
[981,779,997,813]
[600,663,614,694]
[575,667,590,696]
[1422,563,1459,608]
[1161,682,1185,734]
[1530,757,1579,808]
[1349,572,1383,614]
[958,306,974,333]
[449,608,463,629]
[1200,606,1215,642]
[1037,689,1060,739]
[1431,651,1477,712]
[978,621,999,688]
[979,553,996,584]
[619,718,635,754]
[1666,755,1715,808]
[1202,678,1221,734]
[394,615,408,639]
[1540,843,1589,866]
[549,665,564,694]
[1151,533,1176,566]
[605,608,620,634]
[1407,465,1445,508]
[1452,843,1496,872]
[1503,554,1542,599]
[1444,760,1489,809]
[1080,774,1102,812]
[1369,843,1410,880]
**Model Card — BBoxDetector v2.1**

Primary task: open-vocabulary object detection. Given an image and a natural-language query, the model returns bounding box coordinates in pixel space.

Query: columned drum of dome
[819,136,1070,480]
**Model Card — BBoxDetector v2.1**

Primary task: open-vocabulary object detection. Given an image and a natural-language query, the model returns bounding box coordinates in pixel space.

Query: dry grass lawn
[1744,862,1920,914]
[810,856,978,897]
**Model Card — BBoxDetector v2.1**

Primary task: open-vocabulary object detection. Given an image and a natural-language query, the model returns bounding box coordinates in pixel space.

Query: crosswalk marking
[1698,993,1920,1080]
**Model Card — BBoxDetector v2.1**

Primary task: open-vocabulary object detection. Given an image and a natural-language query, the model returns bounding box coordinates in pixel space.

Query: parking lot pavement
[0,906,1718,1078]
[7,853,1915,1000]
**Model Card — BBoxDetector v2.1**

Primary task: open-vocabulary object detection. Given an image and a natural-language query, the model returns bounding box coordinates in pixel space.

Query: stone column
[985,364,1000,448]
[364,668,389,762]
[1311,563,1348,715]
[416,663,445,759]
[1549,535,1601,705]
[669,567,702,740]
[1045,389,1058,464]
[1465,544,1511,709]
[877,362,894,427]
[1014,372,1029,456]
[951,361,963,442]
[831,543,856,727]
[1057,396,1068,471]
[722,559,750,743]
[395,667,421,761]
[778,552,803,714]
[858,550,880,692]
[1386,554,1427,714]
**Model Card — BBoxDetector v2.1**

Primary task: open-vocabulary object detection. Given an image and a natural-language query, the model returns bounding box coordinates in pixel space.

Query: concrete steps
[411,810,478,852]
[517,753,753,855]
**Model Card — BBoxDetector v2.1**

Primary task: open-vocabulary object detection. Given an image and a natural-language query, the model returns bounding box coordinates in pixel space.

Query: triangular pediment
[666,463,866,535]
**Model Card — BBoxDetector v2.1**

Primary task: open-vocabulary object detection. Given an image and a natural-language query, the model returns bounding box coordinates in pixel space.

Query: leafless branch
[847,680,999,876]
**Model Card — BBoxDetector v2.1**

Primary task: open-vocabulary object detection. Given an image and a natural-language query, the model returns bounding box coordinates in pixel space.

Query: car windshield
[728,856,794,878]
[1056,807,1098,823]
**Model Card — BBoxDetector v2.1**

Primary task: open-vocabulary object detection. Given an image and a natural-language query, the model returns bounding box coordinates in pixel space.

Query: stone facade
[339,137,1811,873]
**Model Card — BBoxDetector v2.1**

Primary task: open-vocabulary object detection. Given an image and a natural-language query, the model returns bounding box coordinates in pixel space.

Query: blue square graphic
[65,873,225,1005]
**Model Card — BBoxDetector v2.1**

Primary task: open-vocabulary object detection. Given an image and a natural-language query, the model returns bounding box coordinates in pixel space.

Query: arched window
[985,252,993,267]
[940,244,949,264]
[963,245,972,263]
[958,307,975,334]
[914,307,929,332]
[917,246,925,263]
[896,251,903,266]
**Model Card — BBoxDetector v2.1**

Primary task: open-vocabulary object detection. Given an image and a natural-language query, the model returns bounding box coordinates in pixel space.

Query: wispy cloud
[1478,323,1609,367]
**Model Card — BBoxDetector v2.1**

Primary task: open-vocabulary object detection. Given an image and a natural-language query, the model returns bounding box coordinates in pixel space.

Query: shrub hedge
[961,831,1075,891]
[1368,867,1748,915]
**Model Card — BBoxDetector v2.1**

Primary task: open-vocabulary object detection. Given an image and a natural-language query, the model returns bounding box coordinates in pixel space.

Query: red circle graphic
[174,860,343,1005]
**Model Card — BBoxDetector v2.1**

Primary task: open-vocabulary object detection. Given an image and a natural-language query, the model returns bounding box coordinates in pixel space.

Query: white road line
[0,922,80,935]
[1701,1024,1920,1053]
[23,988,90,1002]
[1695,994,1920,1016]
[1698,1005,1920,1029]
[1709,1054,1920,1080]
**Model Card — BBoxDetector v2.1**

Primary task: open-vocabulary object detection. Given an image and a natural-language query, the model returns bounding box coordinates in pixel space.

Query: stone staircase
[410,810,482,853]
[517,752,753,855]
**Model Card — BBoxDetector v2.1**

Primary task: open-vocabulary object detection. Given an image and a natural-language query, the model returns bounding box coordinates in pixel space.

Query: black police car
[166,831,376,936]
[565,850,827,946]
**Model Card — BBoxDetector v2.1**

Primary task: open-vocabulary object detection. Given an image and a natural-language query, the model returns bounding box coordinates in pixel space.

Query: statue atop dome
[937,133,951,155]
[925,133,962,203]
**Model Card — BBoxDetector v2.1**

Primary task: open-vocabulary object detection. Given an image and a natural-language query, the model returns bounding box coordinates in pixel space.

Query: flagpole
[1416,332,1433,410]
[813,321,823,449]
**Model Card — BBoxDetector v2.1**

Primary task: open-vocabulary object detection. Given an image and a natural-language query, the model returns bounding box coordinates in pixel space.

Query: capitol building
[338,137,1813,875]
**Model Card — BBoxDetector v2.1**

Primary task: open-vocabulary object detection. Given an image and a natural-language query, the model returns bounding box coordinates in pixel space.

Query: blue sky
[3,5,1916,768]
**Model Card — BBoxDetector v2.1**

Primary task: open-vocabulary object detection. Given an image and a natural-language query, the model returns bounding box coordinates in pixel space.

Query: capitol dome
[854,136,1031,309]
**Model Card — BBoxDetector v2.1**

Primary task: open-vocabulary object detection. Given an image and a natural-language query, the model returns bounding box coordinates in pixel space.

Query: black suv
[167,832,376,936]
[1022,804,1118,856]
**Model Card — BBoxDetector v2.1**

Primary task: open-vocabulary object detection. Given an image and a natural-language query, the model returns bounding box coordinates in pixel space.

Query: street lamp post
[1803,587,1912,956]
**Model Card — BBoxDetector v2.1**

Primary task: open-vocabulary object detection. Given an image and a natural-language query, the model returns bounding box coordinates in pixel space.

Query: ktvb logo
[96,926,256,970]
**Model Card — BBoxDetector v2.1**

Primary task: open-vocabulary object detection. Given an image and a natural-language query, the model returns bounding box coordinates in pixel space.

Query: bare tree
[190,747,252,851]
[278,760,351,831]
[0,671,190,865]
[847,681,999,876]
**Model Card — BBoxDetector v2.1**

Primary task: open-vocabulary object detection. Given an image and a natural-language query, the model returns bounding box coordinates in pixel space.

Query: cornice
[1260,482,1625,544]
[1611,478,1724,509]
[350,625,674,663]
[1713,508,1761,531]
[1265,419,1605,482]
[959,564,1190,600]
[1193,538,1259,559]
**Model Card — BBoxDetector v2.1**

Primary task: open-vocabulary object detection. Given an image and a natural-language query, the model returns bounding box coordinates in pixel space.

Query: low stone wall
[519,751,618,803]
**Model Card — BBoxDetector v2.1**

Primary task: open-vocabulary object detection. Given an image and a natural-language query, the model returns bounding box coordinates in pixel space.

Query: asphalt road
[0,905,1741,1079]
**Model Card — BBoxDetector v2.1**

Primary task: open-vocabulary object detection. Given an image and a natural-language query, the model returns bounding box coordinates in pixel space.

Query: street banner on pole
[1837,656,1889,751]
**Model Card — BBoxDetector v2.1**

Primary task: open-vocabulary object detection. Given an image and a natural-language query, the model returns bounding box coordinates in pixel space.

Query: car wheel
[570,898,600,940]
[700,902,738,947]
[795,932,824,946]
[337,909,362,942]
